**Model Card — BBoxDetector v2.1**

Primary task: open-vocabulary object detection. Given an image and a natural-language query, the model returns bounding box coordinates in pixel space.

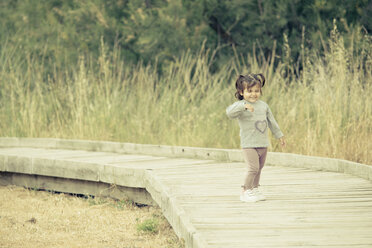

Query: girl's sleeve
[267,106,284,139]
[226,101,245,119]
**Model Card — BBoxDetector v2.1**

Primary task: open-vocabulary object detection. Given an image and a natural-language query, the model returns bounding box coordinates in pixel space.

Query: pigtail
[235,92,242,100]
[235,75,245,100]
[256,73,265,87]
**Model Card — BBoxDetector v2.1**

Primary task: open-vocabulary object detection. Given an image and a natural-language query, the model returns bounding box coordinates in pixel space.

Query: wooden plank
[1,147,372,248]
[152,159,372,248]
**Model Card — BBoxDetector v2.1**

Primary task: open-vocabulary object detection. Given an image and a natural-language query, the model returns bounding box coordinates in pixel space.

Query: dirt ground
[0,185,184,248]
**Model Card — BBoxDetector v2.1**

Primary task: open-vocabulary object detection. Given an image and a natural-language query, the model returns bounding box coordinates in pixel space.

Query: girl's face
[240,84,261,103]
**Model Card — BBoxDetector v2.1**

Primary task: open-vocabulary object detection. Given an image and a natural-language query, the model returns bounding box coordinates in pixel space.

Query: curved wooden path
[0,140,371,248]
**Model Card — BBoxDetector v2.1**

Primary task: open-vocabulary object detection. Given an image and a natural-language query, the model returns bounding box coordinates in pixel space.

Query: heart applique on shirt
[255,120,267,133]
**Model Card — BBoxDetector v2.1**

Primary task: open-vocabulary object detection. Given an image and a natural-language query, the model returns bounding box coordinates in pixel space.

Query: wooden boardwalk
[1,146,372,247]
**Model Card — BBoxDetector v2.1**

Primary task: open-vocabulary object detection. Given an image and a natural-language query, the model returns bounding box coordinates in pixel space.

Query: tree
[0,0,370,75]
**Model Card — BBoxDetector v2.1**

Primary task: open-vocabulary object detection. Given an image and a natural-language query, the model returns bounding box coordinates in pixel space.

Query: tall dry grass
[0,27,371,164]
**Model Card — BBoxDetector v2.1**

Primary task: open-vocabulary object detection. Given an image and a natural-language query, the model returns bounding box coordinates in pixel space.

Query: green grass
[0,26,370,164]
[136,218,159,234]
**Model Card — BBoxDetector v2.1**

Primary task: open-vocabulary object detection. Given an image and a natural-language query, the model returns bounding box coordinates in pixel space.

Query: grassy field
[0,27,371,164]
[0,185,184,248]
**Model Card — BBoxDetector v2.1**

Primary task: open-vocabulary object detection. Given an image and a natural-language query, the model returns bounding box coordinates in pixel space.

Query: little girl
[226,73,285,203]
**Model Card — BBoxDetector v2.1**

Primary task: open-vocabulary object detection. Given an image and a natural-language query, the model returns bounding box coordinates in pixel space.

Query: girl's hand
[244,104,254,112]
[279,137,286,147]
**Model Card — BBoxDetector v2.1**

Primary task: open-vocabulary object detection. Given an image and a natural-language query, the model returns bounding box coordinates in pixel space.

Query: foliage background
[1,0,371,71]
[0,0,371,164]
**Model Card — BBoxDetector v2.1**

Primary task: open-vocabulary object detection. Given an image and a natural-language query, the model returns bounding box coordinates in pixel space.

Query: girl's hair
[234,73,266,100]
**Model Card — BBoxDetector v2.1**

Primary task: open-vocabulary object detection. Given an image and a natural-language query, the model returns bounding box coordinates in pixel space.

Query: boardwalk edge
[0,137,370,181]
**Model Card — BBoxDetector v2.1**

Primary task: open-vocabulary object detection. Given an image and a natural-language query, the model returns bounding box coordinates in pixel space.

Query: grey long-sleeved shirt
[226,100,284,148]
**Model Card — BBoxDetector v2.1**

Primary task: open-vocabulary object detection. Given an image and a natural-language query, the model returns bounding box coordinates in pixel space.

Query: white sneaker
[240,189,259,203]
[252,188,266,201]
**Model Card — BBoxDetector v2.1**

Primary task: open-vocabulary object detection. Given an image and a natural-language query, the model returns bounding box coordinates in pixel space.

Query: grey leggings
[242,148,268,190]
